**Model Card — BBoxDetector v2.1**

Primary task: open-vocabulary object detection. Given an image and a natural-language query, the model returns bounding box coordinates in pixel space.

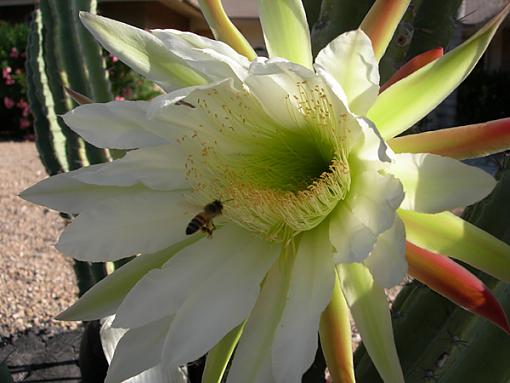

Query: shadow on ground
[0,328,83,382]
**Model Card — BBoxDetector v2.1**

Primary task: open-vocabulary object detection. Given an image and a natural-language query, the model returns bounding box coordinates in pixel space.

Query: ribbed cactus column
[25,8,65,175]
[71,0,113,103]
[47,0,109,165]
[40,0,88,171]
[26,0,117,294]
[310,0,373,57]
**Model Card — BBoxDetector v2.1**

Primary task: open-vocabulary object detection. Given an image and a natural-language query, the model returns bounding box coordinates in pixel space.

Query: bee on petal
[186,200,225,237]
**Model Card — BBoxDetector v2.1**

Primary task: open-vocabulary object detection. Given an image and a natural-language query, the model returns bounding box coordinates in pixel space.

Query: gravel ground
[1,141,82,381]
[0,141,80,341]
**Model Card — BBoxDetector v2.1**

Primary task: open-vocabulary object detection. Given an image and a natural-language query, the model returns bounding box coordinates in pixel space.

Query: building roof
[221,0,257,18]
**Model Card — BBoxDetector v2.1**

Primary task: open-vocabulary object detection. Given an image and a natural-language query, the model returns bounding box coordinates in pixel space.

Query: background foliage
[0,21,159,141]
[107,53,162,102]
[0,21,31,140]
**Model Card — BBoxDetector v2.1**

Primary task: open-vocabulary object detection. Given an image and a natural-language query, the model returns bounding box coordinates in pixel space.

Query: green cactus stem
[26,8,68,174]
[26,0,121,294]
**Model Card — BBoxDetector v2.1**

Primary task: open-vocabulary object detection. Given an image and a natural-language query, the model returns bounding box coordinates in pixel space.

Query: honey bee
[186,200,224,237]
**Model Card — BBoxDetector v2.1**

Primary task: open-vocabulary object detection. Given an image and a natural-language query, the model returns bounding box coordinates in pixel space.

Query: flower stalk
[198,0,256,60]
[319,272,355,383]
[360,0,411,61]
[406,241,510,334]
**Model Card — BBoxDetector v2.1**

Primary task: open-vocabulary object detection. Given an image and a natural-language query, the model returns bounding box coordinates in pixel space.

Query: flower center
[180,81,351,241]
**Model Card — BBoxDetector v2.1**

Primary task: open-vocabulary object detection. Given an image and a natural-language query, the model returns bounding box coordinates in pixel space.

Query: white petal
[101,316,123,363]
[100,316,188,383]
[105,317,172,383]
[364,216,407,288]
[316,67,390,165]
[349,117,392,166]
[146,77,270,151]
[161,229,279,368]
[147,79,274,151]
[229,225,335,383]
[151,29,249,86]
[245,58,318,128]
[314,65,350,106]
[329,171,404,263]
[80,13,206,91]
[315,30,379,115]
[69,145,188,191]
[142,84,218,143]
[227,256,288,383]
[62,101,168,149]
[121,366,188,383]
[390,153,497,213]
[57,238,198,321]
[272,223,335,383]
[57,191,192,261]
[338,263,404,383]
[247,57,364,147]
[113,225,278,332]
[145,80,224,118]
[257,0,313,68]
[19,172,143,214]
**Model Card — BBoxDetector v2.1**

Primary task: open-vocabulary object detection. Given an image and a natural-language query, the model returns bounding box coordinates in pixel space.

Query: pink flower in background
[17,99,30,117]
[17,98,28,109]
[9,47,19,59]
[19,118,30,130]
[110,54,119,63]
[3,97,15,109]
[114,95,125,101]
[3,66,14,85]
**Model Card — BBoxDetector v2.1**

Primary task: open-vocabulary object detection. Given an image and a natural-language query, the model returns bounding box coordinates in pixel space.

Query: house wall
[0,0,265,53]
[99,1,265,53]
[99,1,191,30]
[189,16,265,52]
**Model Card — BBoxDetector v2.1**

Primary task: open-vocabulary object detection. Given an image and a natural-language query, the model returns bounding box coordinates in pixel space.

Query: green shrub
[0,20,160,141]
[0,21,32,140]
[106,53,162,101]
